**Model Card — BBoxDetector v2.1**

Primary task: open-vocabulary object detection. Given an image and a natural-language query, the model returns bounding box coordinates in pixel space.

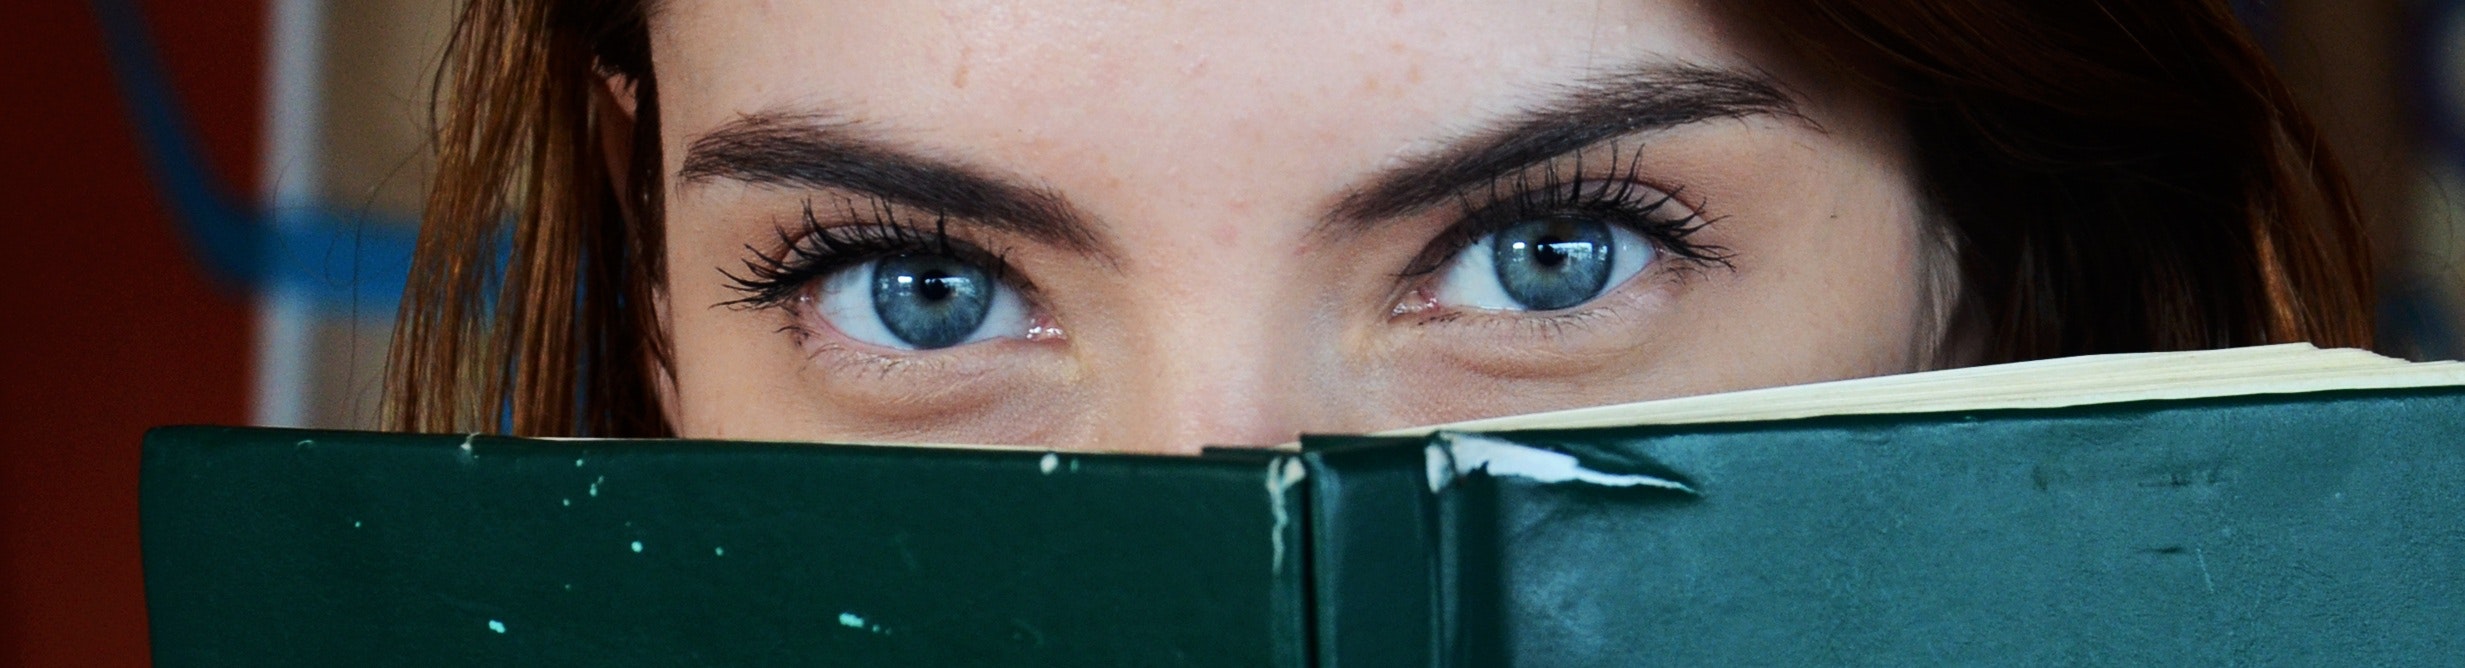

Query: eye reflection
[811,254,1031,350]
[1432,216,1658,312]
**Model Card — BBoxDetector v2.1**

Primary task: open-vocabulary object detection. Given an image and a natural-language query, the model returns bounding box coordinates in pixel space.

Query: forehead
[651,1,1753,182]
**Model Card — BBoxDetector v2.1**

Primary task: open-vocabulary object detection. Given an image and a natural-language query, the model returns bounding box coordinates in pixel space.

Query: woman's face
[649,0,1948,452]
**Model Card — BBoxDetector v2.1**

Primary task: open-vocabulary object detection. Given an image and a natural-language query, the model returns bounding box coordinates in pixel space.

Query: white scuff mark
[630,540,644,553]
[1265,457,1308,574]
[589,476,605,497]
[351,520,362,528]
[458,433,479,462]
[714,546,725,556]
[487,619,506,634]
[2196,547,2216,593]
[1429,433,1694,494]
[1425,444,1455,493]
[575,458,585,467]
[561,498,570,507]
[837,612,889,634]
[1039,452,1060,474]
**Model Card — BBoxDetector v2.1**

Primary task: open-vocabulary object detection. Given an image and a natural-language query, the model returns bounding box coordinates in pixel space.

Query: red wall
[0,1,263,664]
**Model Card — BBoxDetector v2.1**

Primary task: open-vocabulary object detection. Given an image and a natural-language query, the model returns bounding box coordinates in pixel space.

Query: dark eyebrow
[1323,63,1804,232]
[678,112,1109,257]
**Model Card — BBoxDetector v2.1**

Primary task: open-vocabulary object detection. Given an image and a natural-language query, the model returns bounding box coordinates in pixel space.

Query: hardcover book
[140,344,2465,666]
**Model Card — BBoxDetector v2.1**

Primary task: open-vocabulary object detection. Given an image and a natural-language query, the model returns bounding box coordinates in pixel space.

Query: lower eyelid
[1426,303,1621,336]
[795,335,958,379]
[1410,247,1697,329]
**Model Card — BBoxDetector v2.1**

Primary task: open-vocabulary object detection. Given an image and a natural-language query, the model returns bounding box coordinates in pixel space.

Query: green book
[141,345,2465,666]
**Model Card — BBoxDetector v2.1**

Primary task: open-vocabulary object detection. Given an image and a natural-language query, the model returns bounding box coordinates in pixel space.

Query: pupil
[916,273,954,301]
[1532,236,1571,267]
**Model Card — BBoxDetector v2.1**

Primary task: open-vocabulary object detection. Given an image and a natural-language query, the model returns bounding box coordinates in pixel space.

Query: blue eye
[1492,217,1617,310]
[1431,216,1657,312]
[812,253,1030,350]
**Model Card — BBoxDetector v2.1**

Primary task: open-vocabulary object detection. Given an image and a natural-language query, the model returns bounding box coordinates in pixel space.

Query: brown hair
[388,0,666,435]
[1730,0,2374,360]
[389,0,2374,436]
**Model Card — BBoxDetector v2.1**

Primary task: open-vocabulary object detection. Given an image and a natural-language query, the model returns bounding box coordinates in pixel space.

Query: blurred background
[3,0,2463,663]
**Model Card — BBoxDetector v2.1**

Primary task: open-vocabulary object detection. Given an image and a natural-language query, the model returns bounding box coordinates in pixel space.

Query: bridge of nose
[1076,262,1370,452]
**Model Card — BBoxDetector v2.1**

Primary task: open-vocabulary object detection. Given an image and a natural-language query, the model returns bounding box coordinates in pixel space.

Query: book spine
[1302,436,1508,668]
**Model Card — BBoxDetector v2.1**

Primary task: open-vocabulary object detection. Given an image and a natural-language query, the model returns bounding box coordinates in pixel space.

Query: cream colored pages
[1376,344,2465,437]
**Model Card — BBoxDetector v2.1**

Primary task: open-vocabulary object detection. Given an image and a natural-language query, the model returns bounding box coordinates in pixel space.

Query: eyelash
[719,198,1016,312]
[719,146,1730,315]
[1400,145,1731,280]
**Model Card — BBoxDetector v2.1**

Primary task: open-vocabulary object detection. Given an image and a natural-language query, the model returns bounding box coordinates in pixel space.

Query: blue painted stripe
[92,0,417,317]
[267,208,419,318]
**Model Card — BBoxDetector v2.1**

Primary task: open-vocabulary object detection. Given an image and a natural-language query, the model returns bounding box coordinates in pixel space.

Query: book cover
[140,349,2465,665]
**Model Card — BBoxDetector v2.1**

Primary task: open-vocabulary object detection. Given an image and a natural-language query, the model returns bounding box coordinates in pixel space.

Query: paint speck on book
[487,620,506,634]
[630,540,643,553]
[837,612,888,634]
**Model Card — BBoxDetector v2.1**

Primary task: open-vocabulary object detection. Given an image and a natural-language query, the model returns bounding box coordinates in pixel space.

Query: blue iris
[870,254,996,349]
[1490,217,1615,311]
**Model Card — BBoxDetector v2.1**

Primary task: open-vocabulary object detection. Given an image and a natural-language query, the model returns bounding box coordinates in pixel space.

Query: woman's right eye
[1429,214,1660,312]
[808,253,1033,350]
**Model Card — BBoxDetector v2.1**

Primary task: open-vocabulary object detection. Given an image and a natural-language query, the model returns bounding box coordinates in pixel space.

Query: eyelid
[1396,173,1726,282]
[718,196,1030,311]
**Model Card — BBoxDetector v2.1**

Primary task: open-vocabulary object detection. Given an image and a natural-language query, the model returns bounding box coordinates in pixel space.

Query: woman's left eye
[808,253,1032,350]
[1429,215,1659,312]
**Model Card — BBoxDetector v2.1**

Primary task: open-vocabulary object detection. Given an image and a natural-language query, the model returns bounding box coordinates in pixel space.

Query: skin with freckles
[646,0,1949,453]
